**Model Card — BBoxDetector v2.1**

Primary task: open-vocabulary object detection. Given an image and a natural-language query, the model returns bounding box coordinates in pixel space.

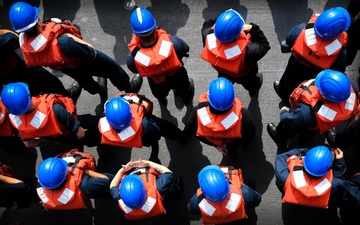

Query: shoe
[129,73,143,93]
[245,179,256,190]
[97,77,108,100]
[273,80,281,98]
[66,81,82,104]
[325,128,336,148]
[249,73,263,97]
[182,78,195,104]
[267,123,285,147]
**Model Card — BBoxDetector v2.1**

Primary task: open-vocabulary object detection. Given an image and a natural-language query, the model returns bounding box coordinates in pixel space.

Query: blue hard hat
[304,146,333,177]
[198,165,230,203]
[214,9,245,43]
[120,174,146,209]
[315,69,351,103]
[9,1,39,33]
[1,82,31,115]
[314,7,350,40]
[208,78,235,111]
[38,157,68,189]
[105,97,132,131]
[130,7,156,35]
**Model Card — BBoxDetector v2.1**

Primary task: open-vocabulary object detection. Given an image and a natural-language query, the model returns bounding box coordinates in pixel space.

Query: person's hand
[242,24,252,32]
[130,159,149,168]
[332,148,343,159]
[216,145,228,156]
[280,106,289,112]
[122,160,134,172]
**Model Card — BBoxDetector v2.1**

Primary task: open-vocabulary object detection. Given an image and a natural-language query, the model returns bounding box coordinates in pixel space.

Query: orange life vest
[118,167,166,220]
[0,100,16,137]
[197,165,247,224]
[282,154,333,208]
[128,29,182,84]
[9,94,78,140]
[36,149,96,210]
[99,93,146,148]
[20,19,82,71]
[201,27,252,78]
[289,79,358,133]
[196,92,243,146]
[291,14,348,70]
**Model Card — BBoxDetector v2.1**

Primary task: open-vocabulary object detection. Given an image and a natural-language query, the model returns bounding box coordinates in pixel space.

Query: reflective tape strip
[99,117,111,132]
[199,198,216,216]
[135,51,151,66]
[36,187,49,203]
[130,167,146,174]
[226,193,241,212]
[30,111,46,129]
[325,39,342,56]
[305,28,317,46]
[345,93,356,111]
[207,33,217,50]
[224,45,241,59]
[293,170,307,188]
[30,34,47,51]
[197,107,211,126]
[141,196,156,213]
[317,105,336,121]
[0,113,3,120]
[9,114,22,128]
[119,199,133,214]
[57,188,74,204]
[221,111,239,129]
[314,178,331,195]
[158,40,172,57]
[119,126,136,141]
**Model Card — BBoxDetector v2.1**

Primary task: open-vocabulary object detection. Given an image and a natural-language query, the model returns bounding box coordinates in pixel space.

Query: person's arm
[244,23,271,65]
[179,105,201,142]
[130,159,172,174]
[109,160,134,189]
[332,148,347,178]
[240,185,261,207]
[201,18,216,47]
[274,148,304,192]
[187,193,201,214]
[277,103,316,139]
[84,170,110,179]
[57,35,97,60]
[126,52,138,73]
[286,23,306,47]
[0,31,20,53]
[170,36,190,61]
[0,174,23,184]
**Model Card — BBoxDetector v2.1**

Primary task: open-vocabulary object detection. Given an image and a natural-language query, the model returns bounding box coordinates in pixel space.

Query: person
[200,8,270,97]
[0,28,81,101]
[0,162,39,210]
[9,1,142,100]
[109,159,183,220]
[36,149,113,210]
[187,164,261,224]
[98,93,182,163]
[126,7,194,105]
[274,7,350,101]
[0,82,102,151]
[338,171,360,224]
[274,146,346,224]
[267,69,358,153]
[180,77,256,155]
[346,0,360,69]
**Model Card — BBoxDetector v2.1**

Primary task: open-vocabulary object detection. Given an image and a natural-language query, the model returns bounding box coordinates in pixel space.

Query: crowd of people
[1,1,360,225]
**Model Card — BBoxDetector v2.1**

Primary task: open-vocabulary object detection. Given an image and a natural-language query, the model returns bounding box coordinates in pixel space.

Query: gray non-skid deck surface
[1,0,359,225]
